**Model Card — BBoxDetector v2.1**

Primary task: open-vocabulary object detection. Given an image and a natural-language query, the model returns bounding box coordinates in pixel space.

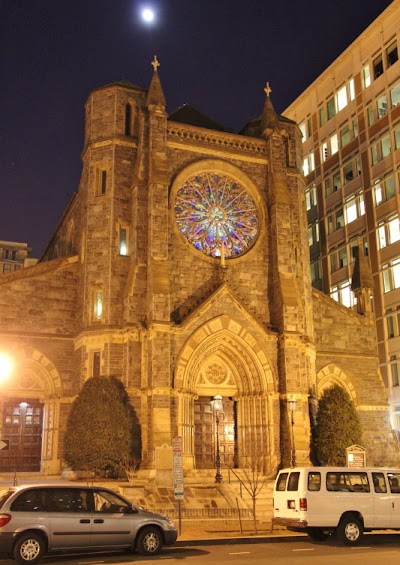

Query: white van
[272,466,400,544]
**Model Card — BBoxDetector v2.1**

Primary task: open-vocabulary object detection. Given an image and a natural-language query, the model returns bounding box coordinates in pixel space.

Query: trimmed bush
[315,384,362,466]
[64,376,140,476]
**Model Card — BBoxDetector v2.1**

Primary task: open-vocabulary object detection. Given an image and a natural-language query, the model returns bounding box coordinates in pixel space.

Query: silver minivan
[0,483,177,563]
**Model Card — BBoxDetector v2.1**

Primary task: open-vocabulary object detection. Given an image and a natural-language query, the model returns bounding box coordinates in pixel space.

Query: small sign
[173,436,184,500]
[346,444,366,467]
[0,440,9,451]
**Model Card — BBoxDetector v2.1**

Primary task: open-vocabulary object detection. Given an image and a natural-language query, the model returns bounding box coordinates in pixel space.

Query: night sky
[1,0,394,258]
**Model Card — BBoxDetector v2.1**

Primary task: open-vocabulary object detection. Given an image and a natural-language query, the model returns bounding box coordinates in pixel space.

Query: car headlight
[165,518,175,528]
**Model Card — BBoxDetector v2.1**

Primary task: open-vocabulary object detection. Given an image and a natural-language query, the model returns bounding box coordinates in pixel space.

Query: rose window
[174,172,259,258]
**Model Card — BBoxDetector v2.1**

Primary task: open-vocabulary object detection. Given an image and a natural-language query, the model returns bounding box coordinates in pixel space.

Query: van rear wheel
[13,532,45,564]
[306,528,328,541]
[337,515,363,545]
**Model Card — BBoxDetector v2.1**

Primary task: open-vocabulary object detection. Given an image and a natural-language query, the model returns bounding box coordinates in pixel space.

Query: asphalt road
[2,534,400,565]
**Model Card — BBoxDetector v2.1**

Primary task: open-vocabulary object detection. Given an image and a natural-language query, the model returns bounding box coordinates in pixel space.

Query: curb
[176,534,306,546]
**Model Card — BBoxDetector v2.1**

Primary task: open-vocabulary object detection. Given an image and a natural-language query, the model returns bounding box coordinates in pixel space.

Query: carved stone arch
[174,315,276,471]
[8,346,63,399]
[174,314,274,394]
[316,363,357,403]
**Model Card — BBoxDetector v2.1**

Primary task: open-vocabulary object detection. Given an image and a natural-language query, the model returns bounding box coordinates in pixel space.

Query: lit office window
[382,258,400,293]
[377,215,400,249]
[340,125,350,147]
[348,78,355,101]
[336,85,348,112]
[362,64,371,88]
[330,133,339,155]
[299,121,306,141]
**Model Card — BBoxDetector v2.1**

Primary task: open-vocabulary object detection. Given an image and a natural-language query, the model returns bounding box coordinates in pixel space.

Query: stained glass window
[174,172,259,258]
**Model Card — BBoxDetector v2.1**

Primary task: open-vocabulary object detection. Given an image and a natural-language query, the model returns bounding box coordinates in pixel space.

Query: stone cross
[264,82,272,97]
[151,55,160,72]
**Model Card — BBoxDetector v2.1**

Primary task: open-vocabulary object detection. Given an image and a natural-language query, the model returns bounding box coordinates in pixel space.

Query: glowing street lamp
[211,394,223,483]
[0,352,14,384]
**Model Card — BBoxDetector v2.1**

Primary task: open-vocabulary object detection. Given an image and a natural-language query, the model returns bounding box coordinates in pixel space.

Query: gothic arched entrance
[174,314,277,472]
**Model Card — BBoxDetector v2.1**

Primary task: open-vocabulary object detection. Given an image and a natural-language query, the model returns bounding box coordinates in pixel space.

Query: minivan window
[388,473,400,493]
[276,472,288,491]
[308,472,321,491]
[326,472,370,492]
[372,472,387,493]
[46,488,89,512]
[93,489,131,513]
[10,489,47,512]
[287,472,300,491]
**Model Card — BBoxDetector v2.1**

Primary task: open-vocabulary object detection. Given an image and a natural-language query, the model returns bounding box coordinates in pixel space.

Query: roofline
[283,0,399,114]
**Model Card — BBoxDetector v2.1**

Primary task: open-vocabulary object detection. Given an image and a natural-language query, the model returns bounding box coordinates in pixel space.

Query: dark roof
[92,80,146,93]
[168,104,232,133]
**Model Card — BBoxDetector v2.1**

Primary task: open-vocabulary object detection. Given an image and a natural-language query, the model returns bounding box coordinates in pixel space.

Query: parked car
[273,466,400,544]
[0,482,177,563]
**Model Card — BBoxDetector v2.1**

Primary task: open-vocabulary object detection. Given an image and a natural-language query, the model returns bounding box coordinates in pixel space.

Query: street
[2,534,400,565]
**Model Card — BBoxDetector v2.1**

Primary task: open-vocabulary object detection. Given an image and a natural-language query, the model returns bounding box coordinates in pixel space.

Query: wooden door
[194,396,237,469]
[0,399,43,472]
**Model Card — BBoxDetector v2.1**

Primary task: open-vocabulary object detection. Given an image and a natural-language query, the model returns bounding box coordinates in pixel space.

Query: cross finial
[151,55,160,72]
[264,82,272,97]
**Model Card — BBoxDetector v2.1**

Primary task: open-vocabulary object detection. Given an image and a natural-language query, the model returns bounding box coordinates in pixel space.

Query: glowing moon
[141,7,155,23]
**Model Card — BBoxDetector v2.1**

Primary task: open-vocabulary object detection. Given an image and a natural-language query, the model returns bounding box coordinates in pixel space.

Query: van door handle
[94,519,104,523]
[80,519,90,523]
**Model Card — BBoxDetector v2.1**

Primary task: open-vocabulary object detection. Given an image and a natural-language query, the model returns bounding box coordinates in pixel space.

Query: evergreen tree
[64,376,141,475]
[315,384,362,466]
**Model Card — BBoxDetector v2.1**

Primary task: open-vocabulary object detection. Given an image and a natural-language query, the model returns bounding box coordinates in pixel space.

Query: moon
[141,7,155,23]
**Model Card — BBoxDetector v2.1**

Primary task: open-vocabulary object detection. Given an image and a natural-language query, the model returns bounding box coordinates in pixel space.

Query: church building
[0,58,397,475]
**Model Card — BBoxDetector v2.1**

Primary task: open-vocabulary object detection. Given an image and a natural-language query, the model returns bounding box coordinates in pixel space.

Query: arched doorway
[174,314,277,472]
[0,347,63,474]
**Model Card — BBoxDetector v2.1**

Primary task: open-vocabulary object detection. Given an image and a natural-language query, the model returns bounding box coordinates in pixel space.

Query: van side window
[308,472,321,491]
[287,472,300,491]
[10,489,47,512]
[326,472,370,492]
[276,473,288,491]
[47,489,89,512]
[388,473,400,493]
[372,472,387,493]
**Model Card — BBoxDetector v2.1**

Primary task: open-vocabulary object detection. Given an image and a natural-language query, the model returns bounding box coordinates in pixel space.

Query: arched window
[125,104,132,136]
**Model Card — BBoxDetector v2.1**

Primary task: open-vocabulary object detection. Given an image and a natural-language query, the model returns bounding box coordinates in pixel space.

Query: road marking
[351,547,371,549]
[229,551,251,555]
[292,548,315,552]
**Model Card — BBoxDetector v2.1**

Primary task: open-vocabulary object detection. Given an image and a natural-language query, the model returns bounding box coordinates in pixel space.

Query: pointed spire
[146,55,166,112]
[261,81,278,135]
[351,239,374,316]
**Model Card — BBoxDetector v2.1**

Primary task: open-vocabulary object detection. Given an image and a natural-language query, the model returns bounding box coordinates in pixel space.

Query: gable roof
[168,104,232,133]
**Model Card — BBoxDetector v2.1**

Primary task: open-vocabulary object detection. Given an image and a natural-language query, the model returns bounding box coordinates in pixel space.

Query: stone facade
[0,63,398,475]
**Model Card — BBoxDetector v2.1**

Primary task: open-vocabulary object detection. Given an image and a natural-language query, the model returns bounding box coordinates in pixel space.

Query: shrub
[64,376,141,476]
[315,384,362,466]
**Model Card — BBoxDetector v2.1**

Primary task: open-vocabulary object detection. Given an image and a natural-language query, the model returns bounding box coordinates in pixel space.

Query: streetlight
[211,394,223,483]
[0,352,14,384]
[288,397,297,468]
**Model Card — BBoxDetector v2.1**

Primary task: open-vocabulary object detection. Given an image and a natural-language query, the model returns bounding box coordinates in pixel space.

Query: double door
[0,399,43,472]
[194,396,237,469]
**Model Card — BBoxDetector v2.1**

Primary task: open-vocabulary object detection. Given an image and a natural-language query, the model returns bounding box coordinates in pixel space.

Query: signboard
[172,436,184,500]
[0,440,9,451]
[346,444,366,467]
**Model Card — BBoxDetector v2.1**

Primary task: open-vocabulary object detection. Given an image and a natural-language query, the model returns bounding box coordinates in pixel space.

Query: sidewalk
[175,523,305,543]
